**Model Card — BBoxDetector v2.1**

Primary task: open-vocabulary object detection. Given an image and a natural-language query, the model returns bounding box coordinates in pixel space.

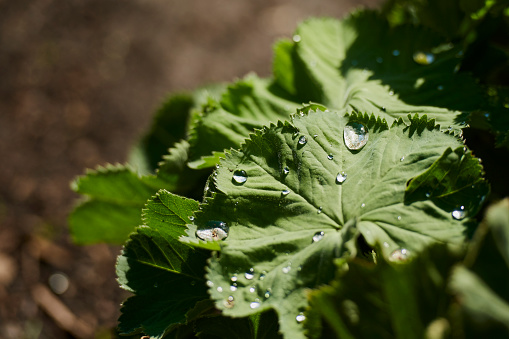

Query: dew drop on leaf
[389,90,394,96]
[413,51,435,65]
[259,272,266,280]
[425,192,431,198]
[392,49,400,56]
[336,171,347,184]
[317,206,322,214]
[230,274,238,282]
[400,156,405,161]
[250,301,261,309]
[389,248,410,262]
[361,203,366,208]
[397,216,402,221]
[232,170,247,184]
[189,216,194,221]
[344,122,369,150]
[292,34,301,42]
[327,153,334,160]
[312,231,325,243]
[296,313,306,323]
[383,242,389,248]
[230,285,237,292]
[249,286,256,293]
[282,265,291,274]
[282,166,290,175]
[224,296,234,308]
[217,286,223,293]
[245,268,254,280]
[281,189,290,197]
[206,280,214,287]
[195,221,229,241]
[452,206,466,220]
[264,289,272,299]
[298,135,307,146]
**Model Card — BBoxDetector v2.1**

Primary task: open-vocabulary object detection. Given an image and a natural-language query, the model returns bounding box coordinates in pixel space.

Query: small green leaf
[183,110,485,339]
[117,190,209,338]
[69,164,170,244]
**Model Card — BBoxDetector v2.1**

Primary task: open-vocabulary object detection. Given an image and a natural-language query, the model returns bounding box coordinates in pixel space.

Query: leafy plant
[70,1,509,338]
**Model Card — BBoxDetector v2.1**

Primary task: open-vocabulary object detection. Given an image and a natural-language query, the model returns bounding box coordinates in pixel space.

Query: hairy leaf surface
[183,110,486,338]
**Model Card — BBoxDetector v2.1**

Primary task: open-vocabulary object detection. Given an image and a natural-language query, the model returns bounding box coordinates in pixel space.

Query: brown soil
[0,0,381,337]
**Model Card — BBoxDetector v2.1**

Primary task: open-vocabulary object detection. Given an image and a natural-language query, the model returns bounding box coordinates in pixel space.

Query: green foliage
[68,1,509,338]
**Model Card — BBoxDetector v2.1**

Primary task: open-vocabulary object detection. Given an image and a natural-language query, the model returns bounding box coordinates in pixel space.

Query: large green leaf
[182,110,486,339]
[306,244,460,339]
[117,190,209,338]
[69,164,171,244]
[273,11,483,128]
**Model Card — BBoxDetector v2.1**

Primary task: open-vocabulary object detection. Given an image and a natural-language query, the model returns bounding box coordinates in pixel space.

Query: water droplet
[317,206,322,214]
[447,126,453,131]
[361,203,366,208]
[381,106,386,112]
[250,301,261,309]
[224,296,234,308]
[281,189,290,197]
[413,51,435,65]
[344,122,369,150]
[313,134,318,138]
[264,289,272,298]
[389,90,394,96]
[389,248,410,262]
[232,170,247,184]
[312,231,325,242]
[392,49,400,56]
[249,286,256,293]
[296,313,306,323]
[425,192,431,198]
[259,272,266,280]
[230,285,237,292]
[230,274,238,282]
[452,206,466,220]
[245,268,254,280]
[298,136,307,145]
[327,153,334,160]
[336,171,347,184]
[282,265,291,274]
[383,242,389,248]
[437,85,444,91]
[196,221,229,241]
[397,216,402,221]
[189,216,195,221]
[376,56,383,63]
[283,166,290,175]
[206,280,214,287]
[400,156,405,161]
[292,34,301,42]
[217,286,223,293]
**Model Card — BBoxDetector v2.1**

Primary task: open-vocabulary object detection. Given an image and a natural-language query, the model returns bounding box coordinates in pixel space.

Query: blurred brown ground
[0,0,381,337]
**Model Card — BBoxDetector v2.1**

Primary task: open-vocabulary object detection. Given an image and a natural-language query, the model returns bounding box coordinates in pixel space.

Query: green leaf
[129,85,226,174]
[405,144,489,220]
[183,110,485,338]
[274,11,483,128]
[449,199,509,336]
[187,75,301,169]
[117,190,209,338]
[307,244,460,339]
[194,310,282,339]
[69,164,170,244]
